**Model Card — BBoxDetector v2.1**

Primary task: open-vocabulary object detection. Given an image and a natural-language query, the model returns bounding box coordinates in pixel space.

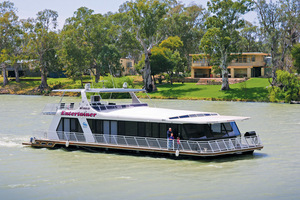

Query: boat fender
[175,150,180,157]
[65,141,69,148]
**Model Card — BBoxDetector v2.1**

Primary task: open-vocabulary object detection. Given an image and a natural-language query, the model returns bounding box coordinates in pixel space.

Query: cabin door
[103,121,110,143]
[103,120,117,144]
[110,121,117,144]
[63,118,70,140]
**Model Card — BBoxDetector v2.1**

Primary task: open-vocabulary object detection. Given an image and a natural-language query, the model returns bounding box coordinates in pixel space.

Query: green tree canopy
[0,1,21,86]
[23,9,60,90]
[123,0,169,92]
[200,0,253,90]
[291,43,300,73]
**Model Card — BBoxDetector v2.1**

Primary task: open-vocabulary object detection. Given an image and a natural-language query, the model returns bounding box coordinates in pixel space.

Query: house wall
[120,58,135,76]
[190,53,269,78]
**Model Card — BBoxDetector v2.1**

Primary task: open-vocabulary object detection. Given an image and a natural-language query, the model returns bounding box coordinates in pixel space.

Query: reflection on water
[0,95,299,200]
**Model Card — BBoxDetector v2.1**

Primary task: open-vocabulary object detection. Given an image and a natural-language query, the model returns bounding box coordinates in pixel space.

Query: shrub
[268,70,300,102]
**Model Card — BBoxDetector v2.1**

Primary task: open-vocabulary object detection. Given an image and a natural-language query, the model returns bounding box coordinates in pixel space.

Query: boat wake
[0,134,30,148]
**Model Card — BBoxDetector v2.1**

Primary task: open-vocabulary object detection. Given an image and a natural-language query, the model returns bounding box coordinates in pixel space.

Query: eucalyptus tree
[25,9,59,90]
[162,2,208,71]
[60,7,93,86]
[123,0,169,92]
[277,0,300,71]
[200,0,253,90]
[255,0,283,84]
[108,12,141,63]
[239,22,261,52]
[89,13,122,81]
[0,1,20,86]
[291,43,300,73]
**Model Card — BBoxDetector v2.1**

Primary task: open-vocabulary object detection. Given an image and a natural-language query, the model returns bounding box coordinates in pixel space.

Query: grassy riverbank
[137,78,270,102]
[0,76,270,102]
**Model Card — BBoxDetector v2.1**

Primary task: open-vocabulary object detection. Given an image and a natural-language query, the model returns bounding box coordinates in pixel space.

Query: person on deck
[167,128,173,138]
[167,128,173,149]
[169,133,174,149]
[177,137,180,150]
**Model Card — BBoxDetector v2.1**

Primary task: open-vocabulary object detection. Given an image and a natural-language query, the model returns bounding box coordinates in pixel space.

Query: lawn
[0,76,271,102]
[138,78,270,102]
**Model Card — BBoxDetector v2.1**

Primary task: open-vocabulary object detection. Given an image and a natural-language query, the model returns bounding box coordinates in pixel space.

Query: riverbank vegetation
[0,0,299,102]
[0,76,272,102]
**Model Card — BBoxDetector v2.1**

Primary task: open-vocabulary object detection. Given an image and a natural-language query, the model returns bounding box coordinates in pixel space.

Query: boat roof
[52,88,145,93]
[95,107,249,124]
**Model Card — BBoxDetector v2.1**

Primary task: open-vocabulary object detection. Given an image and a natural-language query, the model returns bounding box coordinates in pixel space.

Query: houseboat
[23,84,263,157]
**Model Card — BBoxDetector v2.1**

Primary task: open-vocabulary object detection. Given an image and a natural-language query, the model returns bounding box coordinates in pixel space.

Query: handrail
[48,131,262,154]
[42,103,79,115]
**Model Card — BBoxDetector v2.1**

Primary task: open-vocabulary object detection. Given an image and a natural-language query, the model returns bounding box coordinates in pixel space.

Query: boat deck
[23,134,263,157]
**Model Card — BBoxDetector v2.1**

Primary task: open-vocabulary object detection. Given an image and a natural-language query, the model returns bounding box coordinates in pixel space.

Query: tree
[60,7,93,86]
[90,13,123,81]
[150,46,174,77]
[159,36,184,75]
[278,0,300,72]
[162,2,208,72]
[109,12,141,64]
[268,70,300,102]
[0,1,20,86]
[25,9,59,90]
[291,43,300,73]
[97,44,121,76]
[200,0,253,90]
[124,0,169,92]
[256,0,283,84]
[239,22,262,52]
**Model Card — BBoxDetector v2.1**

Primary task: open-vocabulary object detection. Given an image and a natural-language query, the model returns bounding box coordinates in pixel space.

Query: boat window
[56,118,83,133]
[70,118,83,133]
[159,124,167,138]
[229,122,241,136]
[151,123,160,138]
[145,123,151,137]
[138,122,146,137]
[87,119,103,134]
[56,118,84,141]
[64,118,70,133]
[57,120,63,132]
[210,122,238,138]
[124,121,138,136]
[118,121,125,135]
[211,123,228,138]
[183,124,212,140]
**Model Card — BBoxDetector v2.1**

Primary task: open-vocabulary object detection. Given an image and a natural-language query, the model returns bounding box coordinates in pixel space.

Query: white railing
[42,103,78,115]
[52,131,262,154]
[56,131,86,142]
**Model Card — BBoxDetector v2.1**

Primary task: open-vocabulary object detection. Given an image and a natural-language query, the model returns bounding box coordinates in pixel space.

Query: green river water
[0,95,299,200]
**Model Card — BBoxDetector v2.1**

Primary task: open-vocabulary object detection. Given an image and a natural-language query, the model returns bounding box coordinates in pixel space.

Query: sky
[9,0,258,30]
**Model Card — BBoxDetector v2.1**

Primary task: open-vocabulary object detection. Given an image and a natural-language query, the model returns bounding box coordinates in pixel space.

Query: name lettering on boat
[61,111,96,117]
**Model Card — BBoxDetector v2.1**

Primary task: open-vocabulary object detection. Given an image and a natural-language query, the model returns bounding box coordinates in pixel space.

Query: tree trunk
[1,63,9,86]
[14,66,20,83]
[80,75,83,88]
[95,67,100,83]
[220,56,230,90]
[143,53,153,92]
[38,66,48,90]
[220,66,230,90]
[270,50,278,86]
